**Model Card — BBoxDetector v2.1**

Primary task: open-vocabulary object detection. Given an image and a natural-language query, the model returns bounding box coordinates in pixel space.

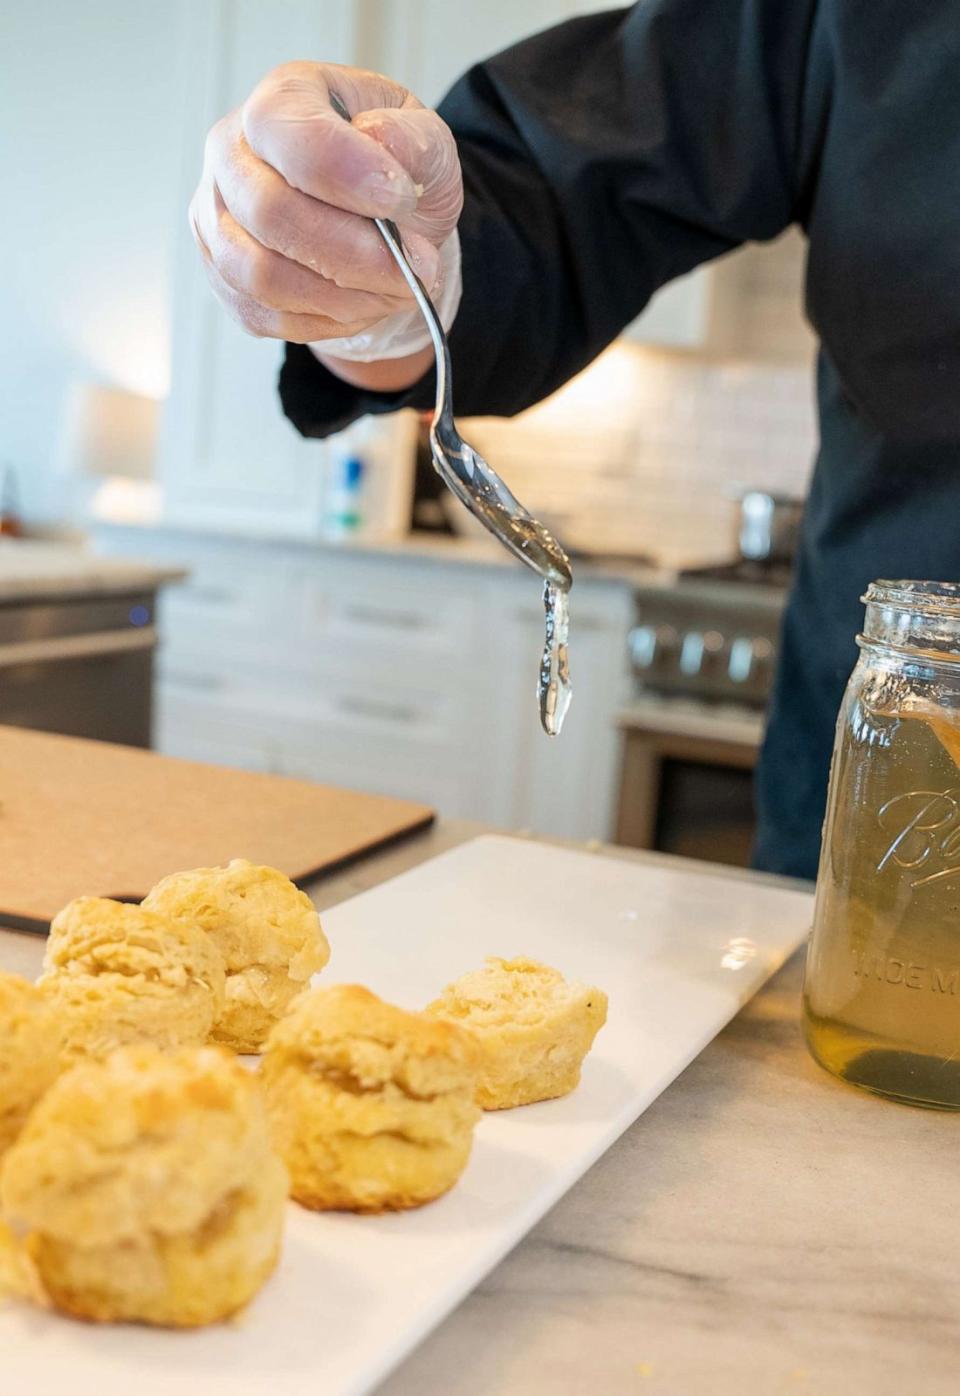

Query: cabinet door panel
[154,690,277,772]
[159,1,357,535]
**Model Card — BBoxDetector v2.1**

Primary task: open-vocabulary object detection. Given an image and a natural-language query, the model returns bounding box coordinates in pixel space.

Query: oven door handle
[0,627,157,669]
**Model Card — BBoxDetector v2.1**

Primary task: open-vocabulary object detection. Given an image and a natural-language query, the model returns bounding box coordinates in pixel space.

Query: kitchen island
[0,825,953,1396]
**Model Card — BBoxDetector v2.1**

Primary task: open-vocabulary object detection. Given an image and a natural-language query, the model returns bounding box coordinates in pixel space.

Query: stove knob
[630,625,656,668]
[752,636,775,677]
[701,629,726,672]
[728,637,752,683]
[728,636,774,683]
[629,624,678,669]
[679,630,705,676]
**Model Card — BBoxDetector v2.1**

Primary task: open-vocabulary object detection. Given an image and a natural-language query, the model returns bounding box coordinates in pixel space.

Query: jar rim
[862,580,960,615]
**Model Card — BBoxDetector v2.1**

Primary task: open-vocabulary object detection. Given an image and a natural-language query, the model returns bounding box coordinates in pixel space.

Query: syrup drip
[538,582,572,737]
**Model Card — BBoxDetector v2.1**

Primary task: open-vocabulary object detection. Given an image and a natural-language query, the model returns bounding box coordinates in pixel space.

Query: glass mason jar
[803,580,960,1109]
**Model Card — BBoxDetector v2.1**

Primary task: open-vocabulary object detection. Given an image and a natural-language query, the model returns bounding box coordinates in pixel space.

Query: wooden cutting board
[0,725,433,930]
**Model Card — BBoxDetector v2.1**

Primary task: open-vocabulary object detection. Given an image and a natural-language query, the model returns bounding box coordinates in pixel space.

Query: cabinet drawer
[160,559,301,658]
[276,731,482,815]
[274,683,483,815]
[157,645,488,745]
[155,666,482,817]
[154,693,275,773]
[158,651,479,748]
[297,563,489,673]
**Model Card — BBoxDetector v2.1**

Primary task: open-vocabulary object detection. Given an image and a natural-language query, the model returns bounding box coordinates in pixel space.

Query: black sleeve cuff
[278,343,436,439]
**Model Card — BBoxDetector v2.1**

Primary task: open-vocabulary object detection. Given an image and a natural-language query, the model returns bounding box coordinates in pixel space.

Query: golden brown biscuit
[0,972,62,1155]
[261,984,480,1212]
[0,1217,43,1306]
[0,1044,288,1327]
[144,860,329,1053]
[38,897,226,1061]
[426,957,607,1109]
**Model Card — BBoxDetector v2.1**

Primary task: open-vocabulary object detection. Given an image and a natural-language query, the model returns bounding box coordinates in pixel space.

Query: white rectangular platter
[3,836,813,1396]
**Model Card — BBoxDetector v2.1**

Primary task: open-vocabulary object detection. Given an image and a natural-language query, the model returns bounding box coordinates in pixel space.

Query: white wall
[0,1,190,522]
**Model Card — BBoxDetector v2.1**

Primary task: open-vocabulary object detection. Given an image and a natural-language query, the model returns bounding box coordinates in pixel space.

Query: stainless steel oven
[617,697,764,865]
[0,592,158,746]
[616,562,788,868]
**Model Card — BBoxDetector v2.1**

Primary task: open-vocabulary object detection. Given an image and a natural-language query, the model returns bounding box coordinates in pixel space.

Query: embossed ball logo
[877,788,960,885]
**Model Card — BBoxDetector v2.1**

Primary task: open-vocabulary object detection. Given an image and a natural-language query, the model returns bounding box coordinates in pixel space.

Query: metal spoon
[328,91,572,593]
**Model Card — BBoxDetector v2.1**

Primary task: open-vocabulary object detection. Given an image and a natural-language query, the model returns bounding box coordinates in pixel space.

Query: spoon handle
[327,91,450,425]
[368,217,451,429]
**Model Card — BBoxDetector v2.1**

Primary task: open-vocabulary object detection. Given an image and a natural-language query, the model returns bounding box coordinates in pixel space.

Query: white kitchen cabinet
[94,524,634,839]
[159,0,361,536]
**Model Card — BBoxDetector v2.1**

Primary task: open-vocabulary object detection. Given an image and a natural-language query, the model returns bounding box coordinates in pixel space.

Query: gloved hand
[190,62,463,359]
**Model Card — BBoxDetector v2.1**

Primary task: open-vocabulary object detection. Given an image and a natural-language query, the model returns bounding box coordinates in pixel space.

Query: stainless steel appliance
[0,592,158,746]
[617,560,790,867]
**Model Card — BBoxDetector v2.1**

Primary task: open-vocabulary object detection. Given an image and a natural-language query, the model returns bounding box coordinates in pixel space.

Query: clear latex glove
[313,228,461,360]
[189,62,463,347]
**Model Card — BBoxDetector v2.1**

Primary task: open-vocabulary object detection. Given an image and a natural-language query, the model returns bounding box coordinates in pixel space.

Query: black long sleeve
[279,0,819,435]
[277,0,960,881]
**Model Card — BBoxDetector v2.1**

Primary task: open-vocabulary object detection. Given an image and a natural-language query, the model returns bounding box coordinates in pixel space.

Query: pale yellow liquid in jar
[804,698,960,1108]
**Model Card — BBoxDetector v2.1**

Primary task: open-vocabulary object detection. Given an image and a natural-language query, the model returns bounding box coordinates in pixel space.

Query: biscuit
[426,957,607,1109]
[0,1217,42,1305]
[0,972,62,1155]
[38,897,226,1061]
[261,984,480,1212]
[0,1045,288,1327]
[144,860,329,1053]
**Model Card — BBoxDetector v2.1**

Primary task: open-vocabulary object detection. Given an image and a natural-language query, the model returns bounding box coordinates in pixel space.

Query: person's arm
[280,0,821,437]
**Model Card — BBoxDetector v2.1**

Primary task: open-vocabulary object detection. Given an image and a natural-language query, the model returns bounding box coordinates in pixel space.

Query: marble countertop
[0,540,184,601]
[2,823,951,1396]
[92,517,676,591]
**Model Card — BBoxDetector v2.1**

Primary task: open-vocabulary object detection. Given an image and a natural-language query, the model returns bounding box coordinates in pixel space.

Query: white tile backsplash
[462,349,817,565]
[460,235,818,566]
